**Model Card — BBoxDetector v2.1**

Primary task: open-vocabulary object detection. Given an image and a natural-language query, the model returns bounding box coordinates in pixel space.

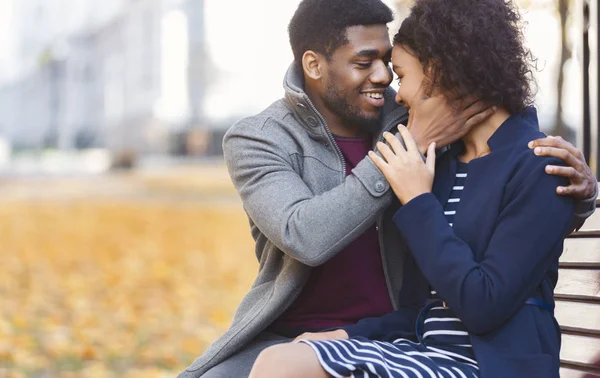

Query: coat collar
[433,107,540,205]
[486,107,540,150]
[444,106,540,159]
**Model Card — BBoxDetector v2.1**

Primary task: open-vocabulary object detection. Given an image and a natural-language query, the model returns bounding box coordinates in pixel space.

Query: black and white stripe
[444,162,468,227]
[299,160,478,377]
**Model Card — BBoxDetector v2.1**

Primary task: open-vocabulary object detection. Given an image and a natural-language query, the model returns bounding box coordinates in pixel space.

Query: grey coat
[178,64,597,378]
[178,64,410,377]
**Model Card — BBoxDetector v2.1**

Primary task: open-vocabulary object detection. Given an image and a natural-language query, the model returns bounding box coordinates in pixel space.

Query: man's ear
[302,51,325,80]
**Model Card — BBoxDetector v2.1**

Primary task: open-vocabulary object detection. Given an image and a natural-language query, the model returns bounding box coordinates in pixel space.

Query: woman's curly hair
[394,0,537,114]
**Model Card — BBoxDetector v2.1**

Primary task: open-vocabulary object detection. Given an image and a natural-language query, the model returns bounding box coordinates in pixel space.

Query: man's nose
[371,61,392,86]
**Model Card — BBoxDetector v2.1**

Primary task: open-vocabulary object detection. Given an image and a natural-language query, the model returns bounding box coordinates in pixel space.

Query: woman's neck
[460,107,511,163]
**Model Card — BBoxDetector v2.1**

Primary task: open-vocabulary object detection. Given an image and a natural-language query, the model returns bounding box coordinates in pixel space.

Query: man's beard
[323,83,383,134]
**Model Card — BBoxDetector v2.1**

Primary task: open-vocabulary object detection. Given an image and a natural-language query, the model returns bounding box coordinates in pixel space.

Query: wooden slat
[562,326,600,337]
[556,269,600,299]
[562,239,600,263]
[558,197,600,378]
[571,231,600,238]
[560,366,600,378]
[577,210,600,232]
[556,300,600,331]
[555,293,600,304]
[561,333,600,370]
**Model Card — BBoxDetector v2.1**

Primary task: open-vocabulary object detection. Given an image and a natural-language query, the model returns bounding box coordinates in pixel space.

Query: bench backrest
[558,201,600,378]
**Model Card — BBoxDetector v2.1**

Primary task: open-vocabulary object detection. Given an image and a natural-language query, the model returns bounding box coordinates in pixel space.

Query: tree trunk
[553,0,571,139]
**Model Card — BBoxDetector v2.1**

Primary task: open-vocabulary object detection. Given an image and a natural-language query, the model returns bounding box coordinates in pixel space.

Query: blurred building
[0,0,598,164]
[0,0,216,156]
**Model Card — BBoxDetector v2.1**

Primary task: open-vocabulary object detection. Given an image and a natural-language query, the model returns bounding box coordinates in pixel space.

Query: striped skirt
[298,302,479,378]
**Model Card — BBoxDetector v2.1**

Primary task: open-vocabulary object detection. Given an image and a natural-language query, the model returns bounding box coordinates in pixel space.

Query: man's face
[391,44,427,112]
[321,25,393,133]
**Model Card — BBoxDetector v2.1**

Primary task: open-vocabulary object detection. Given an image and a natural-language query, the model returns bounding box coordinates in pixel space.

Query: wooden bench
[557,199,600,378]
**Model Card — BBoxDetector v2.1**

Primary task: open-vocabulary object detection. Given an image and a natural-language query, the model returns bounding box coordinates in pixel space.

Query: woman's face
[391,45,427,111]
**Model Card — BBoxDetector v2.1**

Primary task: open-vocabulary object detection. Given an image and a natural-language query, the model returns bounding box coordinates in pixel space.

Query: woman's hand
[369,127,436,205]
[293,329,349,342]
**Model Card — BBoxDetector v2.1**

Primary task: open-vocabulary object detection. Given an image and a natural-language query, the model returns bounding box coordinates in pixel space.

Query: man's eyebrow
[355,49,380,58]
[355,47,393,60]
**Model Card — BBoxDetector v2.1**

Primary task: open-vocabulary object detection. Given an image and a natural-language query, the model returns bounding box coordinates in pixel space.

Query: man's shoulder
[227,99,297,134]
[223,98,308,154]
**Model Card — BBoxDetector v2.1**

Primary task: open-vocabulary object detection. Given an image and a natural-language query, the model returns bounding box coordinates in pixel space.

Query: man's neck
[461,108,511,162]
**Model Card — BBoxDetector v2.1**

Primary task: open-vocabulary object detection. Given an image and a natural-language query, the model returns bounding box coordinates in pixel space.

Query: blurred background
[0,0,597,377]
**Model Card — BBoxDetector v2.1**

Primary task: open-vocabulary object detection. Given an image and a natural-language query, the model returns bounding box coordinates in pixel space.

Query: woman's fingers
[382,131,407,156]
[397,125,419,154]
[376,141,396,164]
[368,150,389,173]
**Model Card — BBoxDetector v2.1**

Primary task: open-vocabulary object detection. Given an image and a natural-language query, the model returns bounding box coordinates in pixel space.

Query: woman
[248,0,574,377]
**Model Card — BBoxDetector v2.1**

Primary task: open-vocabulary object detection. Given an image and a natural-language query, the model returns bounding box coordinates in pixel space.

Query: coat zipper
[305,98,408,311]
[305,99,346,177]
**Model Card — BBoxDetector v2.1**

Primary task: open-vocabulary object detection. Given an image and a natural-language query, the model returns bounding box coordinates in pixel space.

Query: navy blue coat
[343,108,575,378]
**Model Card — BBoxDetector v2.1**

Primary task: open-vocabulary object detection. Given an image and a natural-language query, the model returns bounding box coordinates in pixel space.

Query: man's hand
[293,329,349,343]
[529,136,598,199]
[406,86,496,153]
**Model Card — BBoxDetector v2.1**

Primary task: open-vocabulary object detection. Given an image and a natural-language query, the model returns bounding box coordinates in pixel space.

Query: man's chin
[358,117,383,133]
[357,111,384,133]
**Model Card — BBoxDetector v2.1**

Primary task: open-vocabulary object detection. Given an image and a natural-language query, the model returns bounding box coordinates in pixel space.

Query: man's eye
[356,62,372,68]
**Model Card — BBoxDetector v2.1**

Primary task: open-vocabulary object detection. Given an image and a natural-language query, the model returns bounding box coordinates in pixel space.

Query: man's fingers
[382,131,407,156]
[556,185,577,196]
[533,146,580,169]
[397,126,419,153]
[545,165,581,180]
[293,333,307,342]
[461,98,486,113]
[464,106,496,130]
[529,136,581,158]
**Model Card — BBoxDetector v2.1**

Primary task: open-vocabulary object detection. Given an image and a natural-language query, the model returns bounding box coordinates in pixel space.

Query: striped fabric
[444,162,468,227]
[299,160,479,378]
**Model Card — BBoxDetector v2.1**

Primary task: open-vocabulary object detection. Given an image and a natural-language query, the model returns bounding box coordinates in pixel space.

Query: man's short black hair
[288,0,394,68]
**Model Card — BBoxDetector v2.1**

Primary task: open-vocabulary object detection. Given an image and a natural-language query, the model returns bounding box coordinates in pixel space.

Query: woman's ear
[302,51,324,80]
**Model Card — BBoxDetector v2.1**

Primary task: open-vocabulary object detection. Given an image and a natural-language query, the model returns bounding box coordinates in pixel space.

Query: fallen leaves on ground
[0,165,256,377]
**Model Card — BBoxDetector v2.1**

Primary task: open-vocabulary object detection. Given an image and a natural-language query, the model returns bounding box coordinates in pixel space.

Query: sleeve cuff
[572,183,598,231]
[393,192,440,225]
[352,156,391,198]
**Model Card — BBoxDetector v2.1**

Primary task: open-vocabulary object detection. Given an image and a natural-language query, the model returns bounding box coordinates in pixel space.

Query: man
[179,0,597,377]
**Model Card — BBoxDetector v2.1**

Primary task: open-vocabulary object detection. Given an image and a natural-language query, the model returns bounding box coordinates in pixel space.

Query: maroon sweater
[269,135,393,336]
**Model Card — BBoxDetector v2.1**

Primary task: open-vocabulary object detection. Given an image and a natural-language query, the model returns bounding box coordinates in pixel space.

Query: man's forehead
[342,25,392,55]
